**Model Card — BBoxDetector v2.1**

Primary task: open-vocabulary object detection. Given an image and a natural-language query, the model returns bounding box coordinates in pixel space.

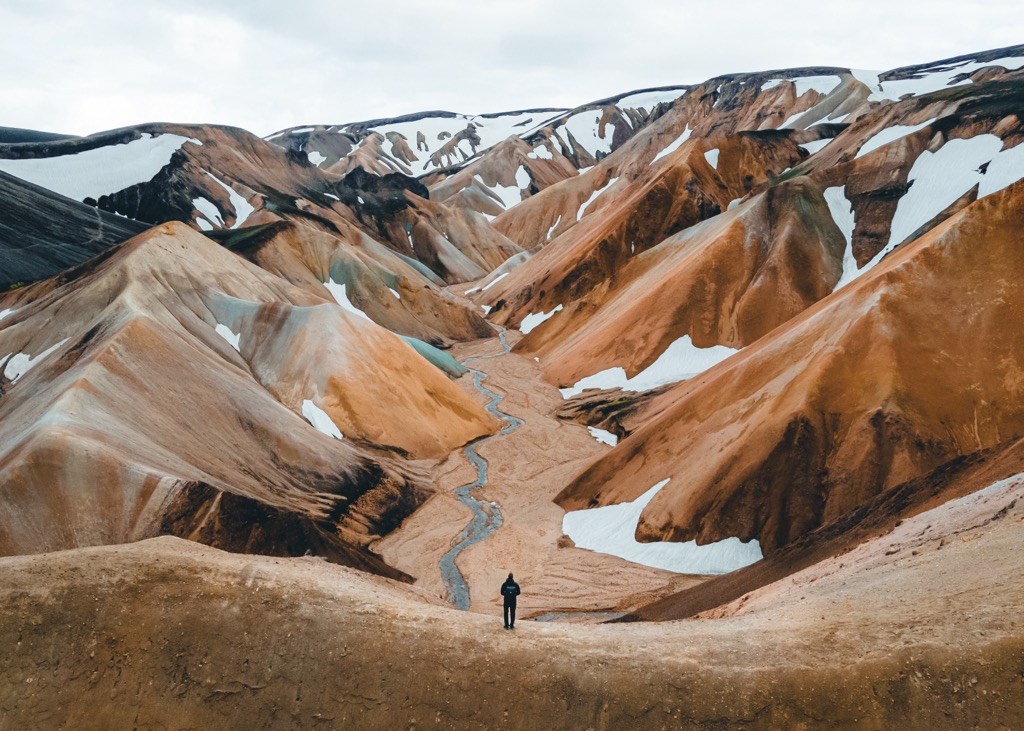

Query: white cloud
[0,1,1021,137]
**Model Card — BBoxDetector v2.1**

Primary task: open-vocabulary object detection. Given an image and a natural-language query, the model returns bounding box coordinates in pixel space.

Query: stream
[439,328,523,611]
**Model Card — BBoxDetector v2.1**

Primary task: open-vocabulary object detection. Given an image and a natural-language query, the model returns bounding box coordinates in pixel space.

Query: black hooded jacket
[500,578,521,606]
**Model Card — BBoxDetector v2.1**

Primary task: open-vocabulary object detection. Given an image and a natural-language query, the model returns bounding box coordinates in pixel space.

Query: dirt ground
[1,515,1022,730]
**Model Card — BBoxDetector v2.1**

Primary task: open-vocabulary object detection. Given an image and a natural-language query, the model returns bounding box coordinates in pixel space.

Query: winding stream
[439,328,523,610]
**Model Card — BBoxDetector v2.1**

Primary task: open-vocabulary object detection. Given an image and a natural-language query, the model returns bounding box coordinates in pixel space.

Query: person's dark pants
[504,601,516,627]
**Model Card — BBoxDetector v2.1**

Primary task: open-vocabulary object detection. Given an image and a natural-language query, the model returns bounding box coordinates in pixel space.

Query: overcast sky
[2,0,1021,138]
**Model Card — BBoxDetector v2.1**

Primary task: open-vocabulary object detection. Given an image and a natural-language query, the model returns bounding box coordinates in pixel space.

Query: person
[500,573,521,629]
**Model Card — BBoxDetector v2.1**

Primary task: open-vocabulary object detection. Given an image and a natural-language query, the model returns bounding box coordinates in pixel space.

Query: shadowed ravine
[439,328,524,610]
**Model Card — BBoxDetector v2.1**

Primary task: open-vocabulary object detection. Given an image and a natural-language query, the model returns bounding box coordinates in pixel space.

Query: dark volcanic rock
[0,170,147,288]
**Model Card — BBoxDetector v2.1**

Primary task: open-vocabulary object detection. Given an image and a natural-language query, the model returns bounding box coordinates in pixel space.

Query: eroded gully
[439,328,523,610]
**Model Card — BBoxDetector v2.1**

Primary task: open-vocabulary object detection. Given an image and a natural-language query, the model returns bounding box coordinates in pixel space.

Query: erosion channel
[439,327,523,610]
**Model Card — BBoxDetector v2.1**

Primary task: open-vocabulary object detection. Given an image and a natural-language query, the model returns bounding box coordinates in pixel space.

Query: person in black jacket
[500,573,521,629]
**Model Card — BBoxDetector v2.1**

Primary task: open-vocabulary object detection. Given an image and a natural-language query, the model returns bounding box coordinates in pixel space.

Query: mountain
[1,43,1024,727]
[0,222,497,576]
[0,170,147,288]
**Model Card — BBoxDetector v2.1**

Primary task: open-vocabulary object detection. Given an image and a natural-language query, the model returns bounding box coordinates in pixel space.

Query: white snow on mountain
[576,177,619,221]
[324,279,372,322]
[560,335,739,399]
[651,126,692,165]
[520,304,562,335]
[855,118,937,159]
[215,324,241,352]
[302,399,344,440]
[0,133,200,202]
[563,478,763,574]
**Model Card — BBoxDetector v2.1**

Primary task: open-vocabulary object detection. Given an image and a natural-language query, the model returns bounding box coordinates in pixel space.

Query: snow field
[852,56,1024,102]
[834,134,1024,287]
[519,304,563,335]
[560,335,739,398]
[206,174,255,229]
[855,118,937,159]
[475,166,531,210]
[193,197,222,230]
[760,75,842,97]
[561,112,615,159]
[616,89,684,110]
[562,478,763,574]
[799,138,833,155]
[527,144,553,160]
[0,133,200,202]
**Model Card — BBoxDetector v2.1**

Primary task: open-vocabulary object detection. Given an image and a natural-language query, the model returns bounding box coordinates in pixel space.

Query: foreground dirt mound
[1,507,1022,731]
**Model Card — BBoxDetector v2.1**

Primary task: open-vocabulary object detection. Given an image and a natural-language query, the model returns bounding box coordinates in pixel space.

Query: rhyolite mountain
[1,43,1024,727]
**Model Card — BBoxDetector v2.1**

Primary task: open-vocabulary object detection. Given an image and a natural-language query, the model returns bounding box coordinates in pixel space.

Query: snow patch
[302,400,343,440]
[562,479,763,574]
[800,138,833,155]
[576,177,619,221]
[546,214,562,241]
[2,339,68,383]
[480,271,509,292]
[215,324,240,352]
[845,135,1024,286]
[761,75,841,97]
[560,335,738,399]
[0,133,199,202]
[852,56,1024,102]
[476,165,530,210]
[855,118,937,159]
[527,144,553,160]
[704,148,720,169]
[205,173,254,229]
[0,308,16,323]
[388,287,401,300]
[324,279,372,322]
[617,89,683,110]
[308,150,327,166]
[192,197,223,228]
[562,112,616,158]
[651,125,692,165]
[520,304,562,334]
[587,426,618,446]
[823,186,860,290]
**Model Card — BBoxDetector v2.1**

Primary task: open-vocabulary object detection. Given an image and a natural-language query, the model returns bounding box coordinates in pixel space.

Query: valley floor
[376,329,702,618]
